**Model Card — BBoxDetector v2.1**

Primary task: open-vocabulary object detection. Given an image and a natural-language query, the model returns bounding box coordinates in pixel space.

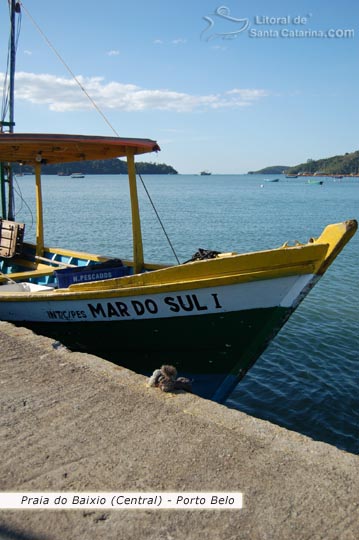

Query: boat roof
[0,133,160,164]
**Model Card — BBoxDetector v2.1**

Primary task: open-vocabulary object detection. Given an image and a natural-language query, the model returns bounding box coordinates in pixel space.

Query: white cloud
[24,50,32,56]
[226,88,268,100]
[172,38,187,45]
[153,39,164,45]
[106,50,120,56]
[4,72,269,113]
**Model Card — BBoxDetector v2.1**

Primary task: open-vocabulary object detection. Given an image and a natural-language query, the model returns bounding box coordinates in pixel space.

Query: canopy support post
[126,151,144,274]
[0,163,6,218]
[34,162,44,256]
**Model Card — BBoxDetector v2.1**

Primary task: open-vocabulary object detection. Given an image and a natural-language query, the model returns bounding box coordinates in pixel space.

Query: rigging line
[19,1,120,137]
[19,2,173,260]
[135,166,180,265]
[13,176,34,231]
[1,56,10,123]
[1,21,11,122]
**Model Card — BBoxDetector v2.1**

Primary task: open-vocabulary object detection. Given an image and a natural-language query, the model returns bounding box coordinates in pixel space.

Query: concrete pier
[0,321,358,540]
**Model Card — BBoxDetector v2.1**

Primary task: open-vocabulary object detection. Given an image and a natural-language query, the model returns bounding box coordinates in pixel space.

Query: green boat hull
[21,305,291,402]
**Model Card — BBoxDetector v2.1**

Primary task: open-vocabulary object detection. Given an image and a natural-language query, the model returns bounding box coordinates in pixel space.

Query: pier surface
[0,322,358,540]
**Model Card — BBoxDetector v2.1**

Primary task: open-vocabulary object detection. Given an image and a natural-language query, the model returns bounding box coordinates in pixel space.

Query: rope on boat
[0,271,18,285]
[183,248,221,263]
[148,365,193,394]
[20,1,120,138]
[136,168,181,265]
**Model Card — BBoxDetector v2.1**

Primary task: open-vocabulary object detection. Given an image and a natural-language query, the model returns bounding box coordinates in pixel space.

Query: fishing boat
[0,3,357,402]
[264,178,280,182]
[71,172,85,178]
[307,179,324,185]
[0,142,356,402]
[200,170,211,176]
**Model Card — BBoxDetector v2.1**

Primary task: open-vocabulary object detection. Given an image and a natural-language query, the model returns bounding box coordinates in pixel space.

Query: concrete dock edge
[0,322,358,539]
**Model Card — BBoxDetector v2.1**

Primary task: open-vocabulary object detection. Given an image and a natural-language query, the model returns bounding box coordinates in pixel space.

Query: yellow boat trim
[0,265,55,283]
[66,243,327,293]
[34,163,44,256]
[44,245,109,262]
[0,262,316,302]
[0,244,325,301]
[313,220,357,274]
[0,220,356,302]
[127,150,144,274]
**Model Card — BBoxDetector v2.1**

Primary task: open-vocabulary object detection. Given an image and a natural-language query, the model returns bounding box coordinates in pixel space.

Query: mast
[9,0,17,132]
[0,0,20,220]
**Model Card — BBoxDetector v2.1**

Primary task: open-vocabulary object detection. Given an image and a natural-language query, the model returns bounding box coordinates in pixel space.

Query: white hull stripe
[0,274,317,323]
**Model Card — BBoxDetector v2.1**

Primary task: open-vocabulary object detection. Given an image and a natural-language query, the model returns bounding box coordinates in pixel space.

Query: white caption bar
[0,492,242,510]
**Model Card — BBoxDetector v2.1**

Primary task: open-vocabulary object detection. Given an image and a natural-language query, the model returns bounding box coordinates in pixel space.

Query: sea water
[13,173,359,454]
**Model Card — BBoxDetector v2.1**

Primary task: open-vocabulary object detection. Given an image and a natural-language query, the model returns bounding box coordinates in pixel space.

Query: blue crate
[55,261,131,288]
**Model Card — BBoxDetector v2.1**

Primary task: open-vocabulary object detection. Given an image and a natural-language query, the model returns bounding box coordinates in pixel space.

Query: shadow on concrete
[0,525,48,540]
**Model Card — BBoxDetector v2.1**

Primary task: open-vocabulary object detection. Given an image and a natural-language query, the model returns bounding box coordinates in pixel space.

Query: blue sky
[1,0,358,172]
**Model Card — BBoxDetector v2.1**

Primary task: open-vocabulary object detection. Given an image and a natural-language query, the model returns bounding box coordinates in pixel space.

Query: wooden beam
[34,162,44,256]
[126,151,144,274]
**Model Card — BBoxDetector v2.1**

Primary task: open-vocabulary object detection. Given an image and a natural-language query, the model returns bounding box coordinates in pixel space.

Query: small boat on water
[200,170,211,176]
[264,178,280,182]
[285,174,298,178]
[71,172,85,178]
[0,3,357,402]
[307,179,324,185]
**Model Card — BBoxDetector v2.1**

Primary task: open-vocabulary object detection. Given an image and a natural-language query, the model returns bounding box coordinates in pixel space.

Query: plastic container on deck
[55,259,130,288]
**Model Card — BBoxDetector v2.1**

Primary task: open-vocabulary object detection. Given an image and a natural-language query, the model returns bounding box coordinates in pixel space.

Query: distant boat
[285,174,298,178]
[307,179,324,185]
[71,172,85,178]
[200,170,211,176]
[264,178,279,182]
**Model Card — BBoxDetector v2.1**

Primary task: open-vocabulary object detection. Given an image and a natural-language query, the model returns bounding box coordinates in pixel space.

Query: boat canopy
[0,133,160,165]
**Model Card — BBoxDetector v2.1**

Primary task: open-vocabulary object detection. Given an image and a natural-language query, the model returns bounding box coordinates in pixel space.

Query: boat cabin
[0,133,160,287]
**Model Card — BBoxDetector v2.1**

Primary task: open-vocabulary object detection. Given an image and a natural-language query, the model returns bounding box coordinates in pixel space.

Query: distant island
[249,149,359,176]
[285,150,359,176]
[248,165,289,175]
[12,159,178,176]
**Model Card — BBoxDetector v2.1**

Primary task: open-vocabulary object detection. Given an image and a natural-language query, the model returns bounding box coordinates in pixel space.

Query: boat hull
[0,274,317,402]
[21,305,291,401]
[0,220,356,402]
